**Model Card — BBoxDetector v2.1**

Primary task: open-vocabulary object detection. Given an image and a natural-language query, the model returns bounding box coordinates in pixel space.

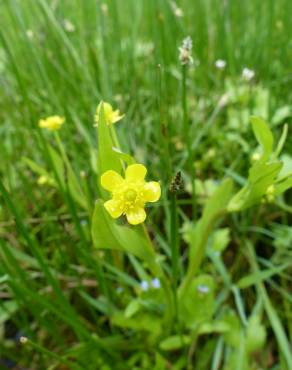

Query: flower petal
[143,181,161,202]
[112,110,125,124]
[104,199,123,219]
[125,164,147,182]
[101,170,124,192]
[126,207,146,225]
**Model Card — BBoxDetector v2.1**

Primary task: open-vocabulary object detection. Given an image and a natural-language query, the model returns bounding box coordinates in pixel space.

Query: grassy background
[1,0,292,369]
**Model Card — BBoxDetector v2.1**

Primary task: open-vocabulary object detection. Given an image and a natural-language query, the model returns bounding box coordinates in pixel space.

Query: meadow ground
[1,0,292,369]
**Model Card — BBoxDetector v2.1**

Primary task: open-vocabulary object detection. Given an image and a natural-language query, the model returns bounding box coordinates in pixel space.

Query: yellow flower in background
[101,164,161,225]
[37,175,55,186]
[38,115,65,131]
[37,175,49,185]
[94,102,124,126]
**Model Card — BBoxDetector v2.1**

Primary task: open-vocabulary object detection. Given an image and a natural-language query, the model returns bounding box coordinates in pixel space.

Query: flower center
[124,189,137,202]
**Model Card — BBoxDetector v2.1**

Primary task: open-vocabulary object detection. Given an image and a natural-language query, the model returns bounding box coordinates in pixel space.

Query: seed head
[178,36,193,66]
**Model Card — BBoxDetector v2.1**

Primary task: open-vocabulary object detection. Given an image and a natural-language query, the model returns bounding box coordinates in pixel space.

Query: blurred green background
[1,0,292,369]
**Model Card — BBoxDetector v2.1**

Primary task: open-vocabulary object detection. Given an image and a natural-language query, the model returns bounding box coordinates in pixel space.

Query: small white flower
[101,3,108,14]
[178,36,193,66]
[251,152,261,161]
[26,30,34,39]
[215,59,226,70]
[242,67,255,81]
[197,285,209,294]
[63,19,75,33]
[151,278,161,289]
[171,2,184,17]
[218,93,229,108]
[20,336,28,344]
[140,280,149,291]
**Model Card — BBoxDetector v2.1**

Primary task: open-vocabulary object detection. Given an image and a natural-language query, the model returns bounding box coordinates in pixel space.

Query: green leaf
[179,275,215,329]
[250,116,274,161]
[0,300,18,324]
[209,228,231,254]
[237,266,284,289]
[188,179,234,273]
[125,299,141,318]
[228,161,282,211]
[112,311,161,335]
[271,106,292,126]
[275,176,292,196]
[197,320,230,335]
[245,315,266,353]
[159,335,190,351]
[112,147,136,166]
[22,157,50,178]
[67,166,87,210]
[223,312,242,348]
[47,144,66,188]
[91,200,159,274]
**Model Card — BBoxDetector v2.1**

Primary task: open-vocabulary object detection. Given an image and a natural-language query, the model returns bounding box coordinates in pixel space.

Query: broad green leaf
[279,154,292,177]
[250,116,274,161]
[91,200,159,274]
[197,320,230,335]
[159,335,190,351]
[275,176,292,195]
[179,275,215,329]
[271,106,292,126]
[228,161,282,211]
[245,315,266,353]
[223,312,242,348]
[187,179,234,275]
[112,311,161,335]
[209,228,231,254]
[125,299,141,318]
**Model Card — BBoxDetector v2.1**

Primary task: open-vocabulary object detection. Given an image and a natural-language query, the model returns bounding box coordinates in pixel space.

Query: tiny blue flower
[140,280,149,291]
[197,285,209,294]
[151,278,161,289]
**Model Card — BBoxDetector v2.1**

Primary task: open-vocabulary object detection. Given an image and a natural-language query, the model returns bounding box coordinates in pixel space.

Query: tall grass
[1,0,292,369]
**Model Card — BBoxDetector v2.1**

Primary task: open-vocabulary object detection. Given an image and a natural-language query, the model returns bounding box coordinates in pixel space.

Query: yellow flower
[94,102,124,126]
[37,175,49,185]
[37,175,55,186]
[100,164,161,225]
[38,115,65,131]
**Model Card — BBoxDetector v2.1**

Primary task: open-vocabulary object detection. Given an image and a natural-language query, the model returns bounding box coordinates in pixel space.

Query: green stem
[182,65,196,220]
[54,131,70,167]
[170,191,179,317]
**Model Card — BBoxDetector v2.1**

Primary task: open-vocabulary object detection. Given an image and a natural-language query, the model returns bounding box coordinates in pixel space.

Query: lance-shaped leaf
[228,161,282,211]
[250,116,273,162]
[179,179,234,297]
[91,200,160,275]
